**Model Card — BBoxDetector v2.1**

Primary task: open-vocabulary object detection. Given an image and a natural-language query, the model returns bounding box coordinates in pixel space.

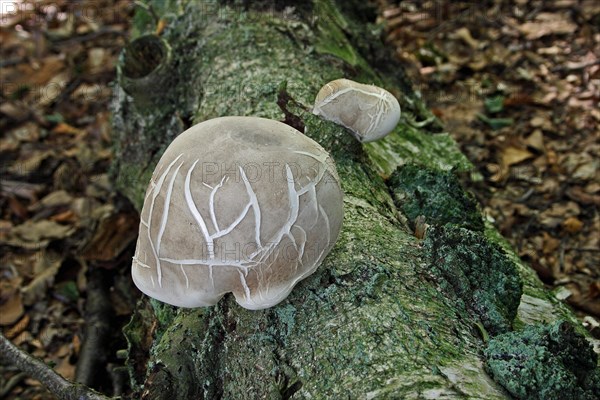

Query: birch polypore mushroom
[312,78,401,143]
[131,117,344,310]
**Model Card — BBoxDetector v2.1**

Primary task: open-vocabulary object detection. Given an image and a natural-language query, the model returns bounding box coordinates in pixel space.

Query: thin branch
[0,332,116,400]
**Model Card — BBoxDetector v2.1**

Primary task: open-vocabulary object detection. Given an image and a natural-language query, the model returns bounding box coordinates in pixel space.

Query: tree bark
[111,1,592,398]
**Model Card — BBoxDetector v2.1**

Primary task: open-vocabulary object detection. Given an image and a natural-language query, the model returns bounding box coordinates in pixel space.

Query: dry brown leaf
[49,209,78,223]
[55,343,71,358]
[7,219,75,243]
[4,314,30,339]
[518,13,578,40]
[28,190,74,212]
[86,48,109,75]
[563,279,600,316]
[501,146,534,167]
[542,232,560,255]
[566,186,600,206]
[529,115,554,131]
[562,216,584,234]
[52,122,85,136]
[46,17,75,40]
[0,55,65,87]
[537,45,563,55]
[21,252,63,306]
[538,201,581,228]
[37,71,71,107]
[450,27,480,49]
[8,121,40,142]
[0,220,13,241]
[0,180,45,201]
[0,133,20,151]
[55,356,76,381]
[524,129,545,152]
[0,280,24,326]
[81,211,138,261]
[71,84,112,104]
[8,150,55,177]
[561,152,598,181]
[38,324,61,347]
[8,195,29,220]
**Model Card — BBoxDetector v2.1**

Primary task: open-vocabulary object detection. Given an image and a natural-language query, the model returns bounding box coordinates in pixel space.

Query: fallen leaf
[501,146,534,167]
[8,195,29,220]
[21,251,64,306]
[86,48,109,75]
[55,355,76,381]
[28,190,74,212]
[0,280,24,326]
[4,314,30,339]
[562,216,584,234]
[566,186,600,206]
[81,211,138,261]
[0,55,65,87]
[563,279,600,316]
[52,122,85,136]
[529,114,554,131]
[8,150,56,178]
[49,209,77,223]
[0,220,13,241]
[7,121,40,142]
[518,13,578,40]
[542,232,560,255]
[538,201,581,228]
[7,219,75,243]
[524,129,545,152]
[37,71,71,107]
[450,27,480,49]
[561,153,598,181]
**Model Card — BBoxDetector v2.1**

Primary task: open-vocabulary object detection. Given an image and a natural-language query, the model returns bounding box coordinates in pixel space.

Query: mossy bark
[111,1,595,399]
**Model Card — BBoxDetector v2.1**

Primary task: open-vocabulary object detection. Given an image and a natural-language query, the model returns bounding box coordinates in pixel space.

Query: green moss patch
[424,225,522,335]
[388,164,483,231]
[484,320,600,400]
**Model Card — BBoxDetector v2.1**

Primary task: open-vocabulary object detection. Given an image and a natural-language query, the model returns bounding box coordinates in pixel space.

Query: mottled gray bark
[111,1,591,399]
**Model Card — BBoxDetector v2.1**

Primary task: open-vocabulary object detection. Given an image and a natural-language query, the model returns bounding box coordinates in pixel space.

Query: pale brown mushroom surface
[132,116,344,309]
[313,78,401,143]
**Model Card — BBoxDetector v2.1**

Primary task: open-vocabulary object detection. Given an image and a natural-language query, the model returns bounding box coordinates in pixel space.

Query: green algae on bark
[484,320,600,400]
[424,225,523,336]
[365,124,473,178]
[388,164,484,231]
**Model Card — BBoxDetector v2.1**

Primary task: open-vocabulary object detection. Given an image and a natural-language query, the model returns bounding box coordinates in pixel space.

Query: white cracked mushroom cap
[131,116,344,310]
[312,78,401,143]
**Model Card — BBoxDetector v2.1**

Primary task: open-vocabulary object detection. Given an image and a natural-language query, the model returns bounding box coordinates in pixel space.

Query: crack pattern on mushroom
[313,78,401,143]
[131,117,344,310]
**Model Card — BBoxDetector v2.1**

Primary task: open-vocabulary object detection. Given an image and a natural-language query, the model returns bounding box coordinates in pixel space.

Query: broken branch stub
[131,116,344,310]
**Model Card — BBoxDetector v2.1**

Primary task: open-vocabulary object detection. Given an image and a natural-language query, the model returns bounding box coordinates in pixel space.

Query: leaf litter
[0,1,136,398]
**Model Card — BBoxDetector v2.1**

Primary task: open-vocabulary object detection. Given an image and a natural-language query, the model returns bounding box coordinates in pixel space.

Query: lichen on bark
[484,320,600,400]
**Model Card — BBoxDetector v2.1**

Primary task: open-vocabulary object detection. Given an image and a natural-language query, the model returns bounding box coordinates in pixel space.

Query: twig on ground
[0,332,116,400]
[0,371,27,398]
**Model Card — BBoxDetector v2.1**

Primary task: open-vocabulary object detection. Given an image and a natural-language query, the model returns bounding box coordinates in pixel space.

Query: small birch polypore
[132,116,344,310]
[312,78,401,143]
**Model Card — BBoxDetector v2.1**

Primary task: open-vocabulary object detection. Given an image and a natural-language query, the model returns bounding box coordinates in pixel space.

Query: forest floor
[0,0,598,398]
